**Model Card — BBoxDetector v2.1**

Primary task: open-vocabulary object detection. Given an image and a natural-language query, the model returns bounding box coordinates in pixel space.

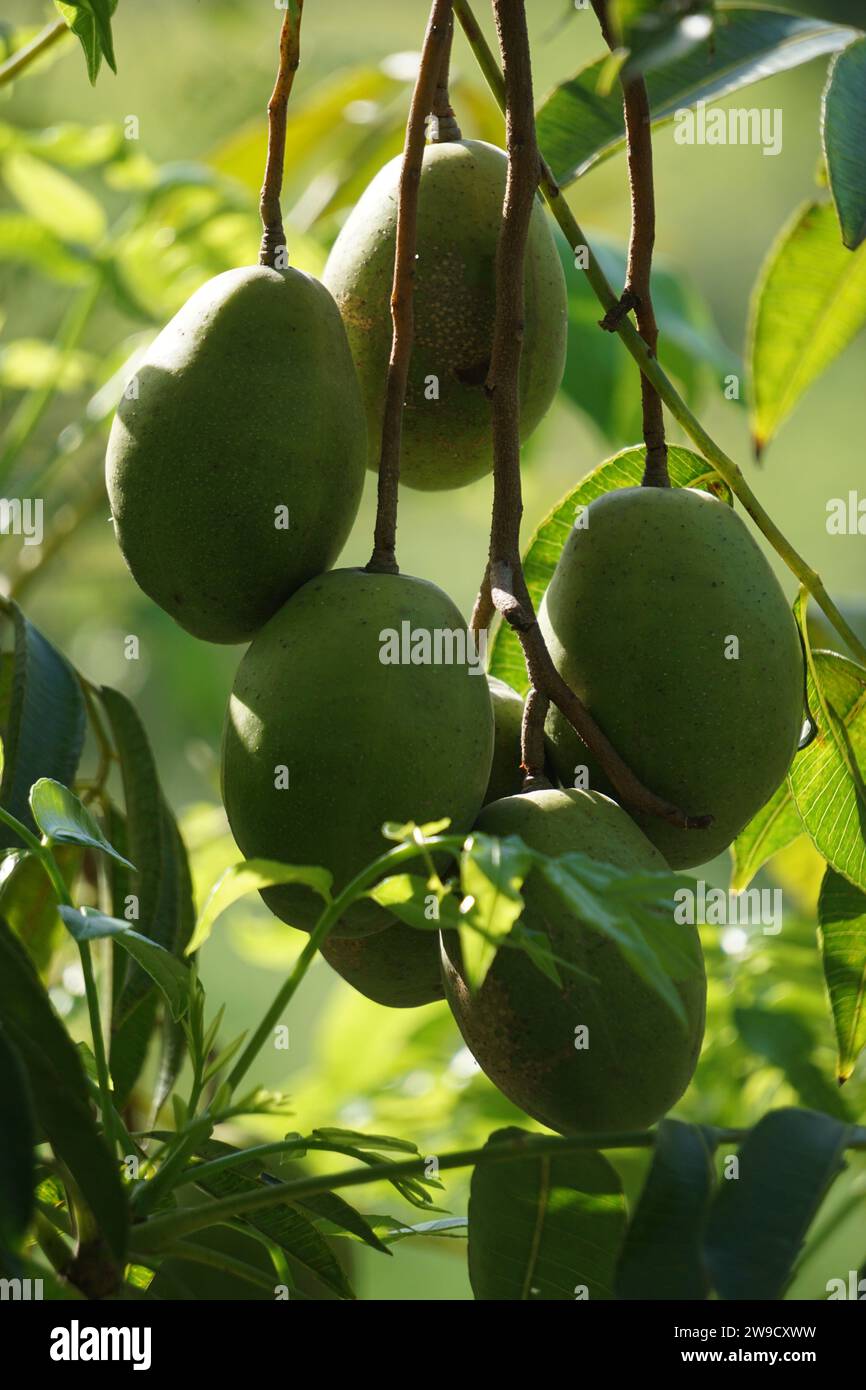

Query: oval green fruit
[106,266,367,643]
[222,568,494,936]
[539,487,804,867]
[484,676,525,804]
[321,923,444,1008]
[323,140,567,490]
[441,788,706,1133]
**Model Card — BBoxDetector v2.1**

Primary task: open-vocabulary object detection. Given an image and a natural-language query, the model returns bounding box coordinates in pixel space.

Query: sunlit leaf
[2,151,107,245]
[30,778,133,867]
[818,867,866,1082]
[730,779,803,891]
[187,859,332,955]
[458,833,532,990]
[58,907,191,1021]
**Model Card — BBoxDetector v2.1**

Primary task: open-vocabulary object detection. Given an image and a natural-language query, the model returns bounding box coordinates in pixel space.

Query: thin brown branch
[520,688,551,790]
[368,1,454,573]
[258,1,304,269]
[430,13,462,142]
[484,1,705,831]
[470,561,494,633]
[591,0,668,487]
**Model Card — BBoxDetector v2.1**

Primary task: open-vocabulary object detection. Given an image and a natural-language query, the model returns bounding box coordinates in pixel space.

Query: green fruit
[441,788,706,1133]
[106,266,366,644]
[222,568,494,936]
[321,923,444,1008]
[484,676,525,804]
[539,487,804,867]
[323,140,567,491]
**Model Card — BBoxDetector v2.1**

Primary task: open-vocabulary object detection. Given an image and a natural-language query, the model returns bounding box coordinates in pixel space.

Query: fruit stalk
[0,18,68,88]
[258,0,304,269]
[591,0,669,488]
[430,12,462,142]
[454,0,866,669]
[367,0,454,573]
[484,1,702,829]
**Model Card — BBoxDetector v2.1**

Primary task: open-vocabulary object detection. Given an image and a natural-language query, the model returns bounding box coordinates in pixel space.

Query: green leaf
[616,1120,717,1299]
[59,907,191,1021]
[612,0,714,83]
[366,873,462,933]
[29,778,133,867]
[54,1,118,84]
[539,854,700,1026]
[468,1128,626,1300]
[730,778,804,891]
[0,916,127,1261]
[536,6,857,185]
[748,200,866,455]
[1,151,106,245]
[704,1108,851,1300]
[0,213,92,285]
[191,1141,355,1300]
[818,867,866,1083]
[734,1006,850,1120]
[0,845,81,973]
[487,446,725,694]
[295,1190,391,1256]
[188,859,333,956]
[458,833,533,990]
[0,1024,35,1248]
[0,604,86,848]
[787,650,866,893]
[822,36,866,250]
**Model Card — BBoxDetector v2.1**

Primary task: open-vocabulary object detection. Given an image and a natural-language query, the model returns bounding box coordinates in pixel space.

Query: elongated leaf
[788,650,866,893]
[0,916,127,1261]
[0,213,93,284]
[54,0,118,84]
[2,151,106,245]
[58,907,191,1021]
[733,1007,849,1120]
[191,1143,354,1300]
[29,778,132,867]
[0,1024,35,1248]
[458,833,532,990]
[730,778,804,891]
[295,1191,391,1256]
[616,1120,717,1299]
[822,36,866,251]
[0,604,85,845]
[487,446,724,694]
[704,1108,851,1300]
[0,844,81,973]
[748,200,866,454]
[367,873,460,932]
[187,858,333,956]
[818,867,866,1083]
[536,6,857,185]
[468,1127,626,1300]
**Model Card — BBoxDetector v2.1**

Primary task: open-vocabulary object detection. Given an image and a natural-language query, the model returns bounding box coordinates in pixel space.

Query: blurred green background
[1,0,864,1299]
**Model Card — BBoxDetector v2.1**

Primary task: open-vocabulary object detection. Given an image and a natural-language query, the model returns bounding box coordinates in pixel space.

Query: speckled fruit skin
[106,266,366,644]
[222,568,494,937]
[441,788,706,1134]
[321,923,444,1008]
[323,140,567,491]
[539,487,804,868]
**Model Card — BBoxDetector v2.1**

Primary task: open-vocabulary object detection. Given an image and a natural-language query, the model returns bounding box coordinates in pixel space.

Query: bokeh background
[2,0,865,1298]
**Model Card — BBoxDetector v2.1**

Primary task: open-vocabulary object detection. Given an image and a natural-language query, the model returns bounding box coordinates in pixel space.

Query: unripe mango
[441,788,706,1133]
[222,568,494,936]
[321,923,444,1008]
[539,487,804,867]
[484,676,525,804]
[323,140,567,490]
[106,266,366,643]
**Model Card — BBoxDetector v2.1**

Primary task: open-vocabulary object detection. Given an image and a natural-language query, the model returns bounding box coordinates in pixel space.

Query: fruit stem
[367,0,454,574]
[590,0,669,488]
[453,0,866,671]
[521,687,552,788]
[258,0,304,270]
[430,13,462,143]
[482,3,704,829]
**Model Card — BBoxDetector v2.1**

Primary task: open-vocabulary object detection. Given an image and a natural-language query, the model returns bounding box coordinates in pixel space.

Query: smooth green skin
[539,488,804,868]
[222,568,494,937]
[441,789,707,1134]
[323,140,567,491]
[106,266,367,644]
[321,923,444,1009]
[484,676,526,804]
